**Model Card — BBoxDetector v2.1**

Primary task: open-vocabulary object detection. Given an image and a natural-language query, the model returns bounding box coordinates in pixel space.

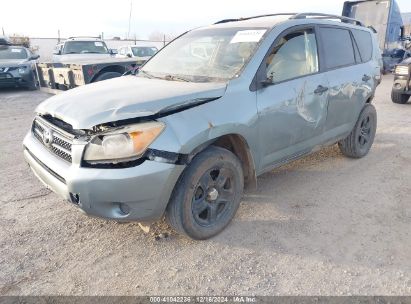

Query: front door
[255,26,329,172]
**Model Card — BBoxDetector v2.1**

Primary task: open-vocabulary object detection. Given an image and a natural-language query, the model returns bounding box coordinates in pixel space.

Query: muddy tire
[166,146,244,240]
[338,104,377,158]
[391,91,410,104]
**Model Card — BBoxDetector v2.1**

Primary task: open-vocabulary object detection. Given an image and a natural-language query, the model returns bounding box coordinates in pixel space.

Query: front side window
[141,27,268,82]
[265,29,319,83]
[320,27,355,69]
[62,41,109,54]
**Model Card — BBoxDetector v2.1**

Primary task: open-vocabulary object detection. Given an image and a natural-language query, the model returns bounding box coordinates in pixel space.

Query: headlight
[83,121,165,164]
[395,65,410,76]
[18,66,28,74]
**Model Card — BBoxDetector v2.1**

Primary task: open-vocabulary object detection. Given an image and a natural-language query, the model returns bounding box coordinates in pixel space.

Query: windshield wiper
[164,74,192,82]
[138,70,164,80]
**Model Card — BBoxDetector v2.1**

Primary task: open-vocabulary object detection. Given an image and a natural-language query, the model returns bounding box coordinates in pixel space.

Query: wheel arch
[186,134,257,190]
[91,65,126,82]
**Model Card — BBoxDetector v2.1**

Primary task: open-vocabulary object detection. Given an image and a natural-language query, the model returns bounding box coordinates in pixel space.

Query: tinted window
[352,29,373,62]
[131,47,157,57]
[320,27,355,69]
[265,29,319,83]
[62,41,109,54]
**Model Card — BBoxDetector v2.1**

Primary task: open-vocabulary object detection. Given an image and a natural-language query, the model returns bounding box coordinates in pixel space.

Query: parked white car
[116,45,158,64]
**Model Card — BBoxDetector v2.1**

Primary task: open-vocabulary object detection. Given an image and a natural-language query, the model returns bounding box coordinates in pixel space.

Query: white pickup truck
[37,37,140,92]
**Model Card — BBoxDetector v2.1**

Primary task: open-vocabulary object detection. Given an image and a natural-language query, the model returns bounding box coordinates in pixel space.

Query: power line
[127,0,133,39]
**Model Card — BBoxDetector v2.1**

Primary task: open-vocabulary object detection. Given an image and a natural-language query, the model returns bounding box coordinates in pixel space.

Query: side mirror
[30,54,40,60]
[260,78,274,87]
[53,49,61,55]
[110,49,118,55]
[127,53,132,58]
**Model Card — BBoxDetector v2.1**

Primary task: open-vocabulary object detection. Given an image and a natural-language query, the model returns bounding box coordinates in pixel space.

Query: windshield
[62,41,109,54]
[140,27,267,82]
[132,47,158,57]
[0,47,28,60]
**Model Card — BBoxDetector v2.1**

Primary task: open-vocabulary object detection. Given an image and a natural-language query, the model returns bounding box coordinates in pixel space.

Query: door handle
[314,85,329,95]
[362,74,371,82]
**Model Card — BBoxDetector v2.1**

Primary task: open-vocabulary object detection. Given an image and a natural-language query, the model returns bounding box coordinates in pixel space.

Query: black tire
[338,104,377,158]
[166,146,244,240]
[26,81,38,91]
[94,72,122,82]
[391,91,410,104]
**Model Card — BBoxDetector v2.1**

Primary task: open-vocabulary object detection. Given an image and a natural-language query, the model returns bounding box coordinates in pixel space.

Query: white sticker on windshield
[230,30,266,44]
[11,48,22,53]
[94,42,103,46]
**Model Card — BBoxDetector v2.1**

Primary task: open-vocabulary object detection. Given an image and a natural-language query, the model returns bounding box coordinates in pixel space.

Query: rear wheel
[94,72,122,82]
[338,104,377,158]
[166,146,244,240]
[391,91,410,104]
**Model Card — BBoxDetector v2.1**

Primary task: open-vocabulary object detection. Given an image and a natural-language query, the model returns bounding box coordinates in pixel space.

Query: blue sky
[2,0,411,39]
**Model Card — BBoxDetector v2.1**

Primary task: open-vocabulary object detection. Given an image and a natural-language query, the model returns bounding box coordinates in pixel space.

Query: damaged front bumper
[23,131,185,222]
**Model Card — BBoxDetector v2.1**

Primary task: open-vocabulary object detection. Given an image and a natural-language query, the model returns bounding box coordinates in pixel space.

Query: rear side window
[352,29,373,62]
[320,27,355,69]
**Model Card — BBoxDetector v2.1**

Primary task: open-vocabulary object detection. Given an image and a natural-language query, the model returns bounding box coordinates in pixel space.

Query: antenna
[127,0,133,39]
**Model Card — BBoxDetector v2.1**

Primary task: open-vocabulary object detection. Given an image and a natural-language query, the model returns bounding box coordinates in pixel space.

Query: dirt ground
[0,76,410,296]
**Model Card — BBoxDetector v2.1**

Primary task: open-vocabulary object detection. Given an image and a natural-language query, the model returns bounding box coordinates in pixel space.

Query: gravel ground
[0,76,410,296]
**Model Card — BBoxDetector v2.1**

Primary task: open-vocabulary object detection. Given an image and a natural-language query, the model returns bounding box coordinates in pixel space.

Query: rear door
[255,26,329,171]
[318,26,370,134]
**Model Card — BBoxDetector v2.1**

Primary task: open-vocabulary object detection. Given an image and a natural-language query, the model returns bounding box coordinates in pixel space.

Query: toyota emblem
[42,128,53,147]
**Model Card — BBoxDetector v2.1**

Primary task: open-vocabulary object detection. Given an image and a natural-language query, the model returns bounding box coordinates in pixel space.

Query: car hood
[0,59,29,67]
[36,76,227,129]
[53,53,114,63]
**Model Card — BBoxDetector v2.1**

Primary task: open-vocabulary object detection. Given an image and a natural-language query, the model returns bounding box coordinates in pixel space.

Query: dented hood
[36,76,227,129]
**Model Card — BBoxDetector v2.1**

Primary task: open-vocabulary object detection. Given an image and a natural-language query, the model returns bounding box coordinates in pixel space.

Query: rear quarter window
[352,29,373,62]
[319,27,356,69]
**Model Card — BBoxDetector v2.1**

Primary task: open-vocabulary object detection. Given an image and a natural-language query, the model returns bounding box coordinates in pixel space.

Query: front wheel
[391,91,410,104]
[338,104,377,158]
[166,146,244,240]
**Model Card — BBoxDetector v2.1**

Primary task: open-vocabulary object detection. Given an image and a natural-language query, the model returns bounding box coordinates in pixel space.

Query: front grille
[32,117,74,163]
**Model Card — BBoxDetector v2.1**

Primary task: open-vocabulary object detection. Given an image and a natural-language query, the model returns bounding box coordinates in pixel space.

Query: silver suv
[23,13,382,239]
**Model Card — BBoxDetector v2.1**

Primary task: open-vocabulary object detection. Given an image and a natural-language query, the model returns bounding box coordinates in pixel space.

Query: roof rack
[214,13,297,24]
[290,13,365,26]
[214,12,365,27]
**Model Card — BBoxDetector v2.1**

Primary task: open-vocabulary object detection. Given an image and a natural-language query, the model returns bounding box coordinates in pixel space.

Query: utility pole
[2,27,5,36]
[127,0,133,39]
[58,29,60,43]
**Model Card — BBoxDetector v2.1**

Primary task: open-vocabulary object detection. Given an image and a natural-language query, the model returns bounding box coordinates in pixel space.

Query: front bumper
[0,71,35,88]
[23,131,185,222]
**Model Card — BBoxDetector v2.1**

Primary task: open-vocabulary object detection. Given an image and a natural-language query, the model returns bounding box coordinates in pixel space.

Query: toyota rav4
[23,13,382,239]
